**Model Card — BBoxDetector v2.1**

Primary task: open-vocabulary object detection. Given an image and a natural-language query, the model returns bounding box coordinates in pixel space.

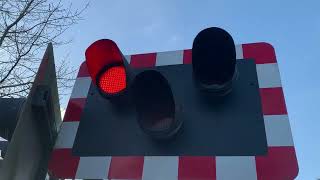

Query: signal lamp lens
[192,27,236,94]
[132,70,182,139]
[98,66,126,95]
[85,39,124,85]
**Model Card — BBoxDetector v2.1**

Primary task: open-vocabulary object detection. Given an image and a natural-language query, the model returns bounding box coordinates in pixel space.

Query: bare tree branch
[0,0,35,47]
[0,0,88,99]
[0,81,32,89]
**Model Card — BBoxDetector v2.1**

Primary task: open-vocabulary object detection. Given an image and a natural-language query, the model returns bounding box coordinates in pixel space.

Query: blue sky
[56,1,320,179]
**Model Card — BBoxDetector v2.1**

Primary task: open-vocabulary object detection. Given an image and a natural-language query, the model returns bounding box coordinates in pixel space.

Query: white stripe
[156,50,184,66]
[142,156,178,180]
[70,77,91,99]
[54,122,79,148]
[216,156,257,180]
[256,63,282,88]
[236,45,244,59]
[264,115,294,146]
[124,55,131,64]
[75,156,111,179]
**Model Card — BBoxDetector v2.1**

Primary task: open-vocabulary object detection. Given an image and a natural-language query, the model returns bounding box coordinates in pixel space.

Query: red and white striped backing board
[48,42,298,180]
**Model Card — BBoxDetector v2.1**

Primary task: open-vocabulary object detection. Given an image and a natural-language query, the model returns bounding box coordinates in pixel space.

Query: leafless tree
[0,0,87,98]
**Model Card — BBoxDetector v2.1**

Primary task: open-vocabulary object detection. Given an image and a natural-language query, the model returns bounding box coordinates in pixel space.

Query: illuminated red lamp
[98,66,126,94]
[85,39,127,96]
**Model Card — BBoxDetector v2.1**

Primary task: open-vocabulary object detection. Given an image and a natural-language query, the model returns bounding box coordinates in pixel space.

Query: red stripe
[63,98,87,122]
[48,149,80,179]
[108,156,144,179]
[242,42,277,64]
[178,156,216,180]
[77,62,90,77]
[255,147,298,180]
[130,53,157,68]
[183,49,192,64]
[260,88,287,115]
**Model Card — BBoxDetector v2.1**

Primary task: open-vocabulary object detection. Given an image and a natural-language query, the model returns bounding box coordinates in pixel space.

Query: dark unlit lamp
[192,27,237,95]
[132,70,182,139]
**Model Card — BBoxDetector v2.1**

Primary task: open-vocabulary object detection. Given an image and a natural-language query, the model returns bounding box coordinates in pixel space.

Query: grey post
[0,43,62,180]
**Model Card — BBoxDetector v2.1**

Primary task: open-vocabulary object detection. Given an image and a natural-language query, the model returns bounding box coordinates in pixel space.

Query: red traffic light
[85,39,128,96]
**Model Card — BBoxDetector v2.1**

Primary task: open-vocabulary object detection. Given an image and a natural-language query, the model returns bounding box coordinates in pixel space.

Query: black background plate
[72,60,267,156]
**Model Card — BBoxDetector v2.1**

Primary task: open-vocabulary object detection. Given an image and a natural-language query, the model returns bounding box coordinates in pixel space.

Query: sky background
[55,1,320,179]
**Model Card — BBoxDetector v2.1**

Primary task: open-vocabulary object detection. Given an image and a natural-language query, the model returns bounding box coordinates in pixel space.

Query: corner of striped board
[48,42,298,180]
